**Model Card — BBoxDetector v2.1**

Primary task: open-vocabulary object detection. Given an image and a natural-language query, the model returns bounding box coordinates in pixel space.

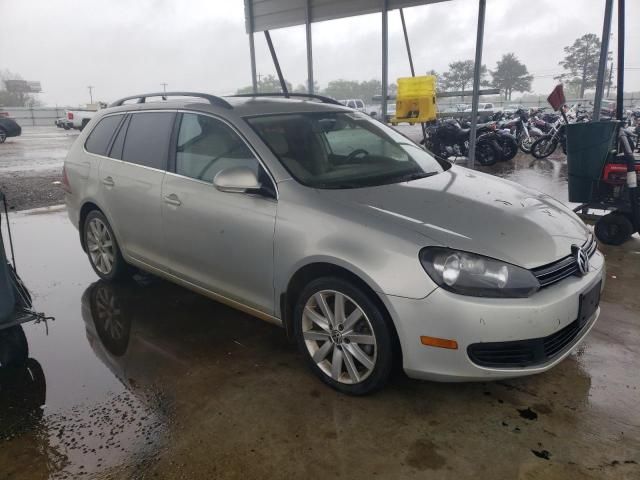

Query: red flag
[547,84,566,111]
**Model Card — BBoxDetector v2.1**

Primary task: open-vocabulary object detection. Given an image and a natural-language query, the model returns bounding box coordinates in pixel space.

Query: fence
[435,94,639,111]
[2,107,71,127]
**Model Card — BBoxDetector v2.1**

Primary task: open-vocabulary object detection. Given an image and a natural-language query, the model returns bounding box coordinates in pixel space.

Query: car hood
[318,166,590,269]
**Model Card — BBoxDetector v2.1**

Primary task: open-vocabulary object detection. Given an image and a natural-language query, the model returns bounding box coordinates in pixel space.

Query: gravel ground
[0,170,64,211]
[0,126,76,211]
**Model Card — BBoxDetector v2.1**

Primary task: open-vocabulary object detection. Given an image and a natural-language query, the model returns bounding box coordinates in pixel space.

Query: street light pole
[88,85,94,104]
[161,83,168,94]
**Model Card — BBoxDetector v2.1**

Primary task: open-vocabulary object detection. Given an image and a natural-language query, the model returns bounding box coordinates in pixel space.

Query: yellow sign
[393,75,437,124]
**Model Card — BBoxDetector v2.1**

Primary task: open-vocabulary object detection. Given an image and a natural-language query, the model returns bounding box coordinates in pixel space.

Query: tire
[519,134,538,154]
[498,134,518,161]
[475,139,498,166]
[63,124,71,130]
[594,212,634,246]
[0,128,7,144]
[531,135,557,159]
[0,326,29,367]
[294,277,394,395]
[90,282,131,356]
[83,210,131,281]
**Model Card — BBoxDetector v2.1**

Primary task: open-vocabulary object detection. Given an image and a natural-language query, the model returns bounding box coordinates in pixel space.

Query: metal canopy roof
[245,0,450,33]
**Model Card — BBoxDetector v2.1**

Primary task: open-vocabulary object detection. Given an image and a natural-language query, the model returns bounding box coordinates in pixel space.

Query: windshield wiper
[388,171,438,183]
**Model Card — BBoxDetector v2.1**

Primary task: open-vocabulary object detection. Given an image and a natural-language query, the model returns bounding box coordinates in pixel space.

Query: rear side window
[108,115,130,160]
[121,112,175,170]
[85,115,123,156]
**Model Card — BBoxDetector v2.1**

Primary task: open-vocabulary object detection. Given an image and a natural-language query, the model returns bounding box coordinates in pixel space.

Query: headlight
[420,247,539,298]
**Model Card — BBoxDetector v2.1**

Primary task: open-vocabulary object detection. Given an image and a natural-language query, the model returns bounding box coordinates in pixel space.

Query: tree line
[236,33,612,103]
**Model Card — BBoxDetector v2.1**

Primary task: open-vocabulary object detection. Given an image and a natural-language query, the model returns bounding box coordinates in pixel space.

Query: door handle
[102,176,115,187]
[164,194,182,207]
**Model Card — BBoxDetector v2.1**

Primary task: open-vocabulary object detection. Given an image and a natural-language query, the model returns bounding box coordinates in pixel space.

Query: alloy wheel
[94,286,124,341]
[302,290,377,384]
[86,218,115,275]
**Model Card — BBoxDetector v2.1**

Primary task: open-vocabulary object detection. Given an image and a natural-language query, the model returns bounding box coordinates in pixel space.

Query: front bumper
[385,249,605,381]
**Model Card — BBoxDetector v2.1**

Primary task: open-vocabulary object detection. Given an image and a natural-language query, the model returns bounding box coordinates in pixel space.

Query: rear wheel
[0,326,28,367]
[0,128,7,144]
[294,277,394,395]
[498,134,518,161]
[594,212,634,245]
[475,139,498,166]
[83,210,131,281]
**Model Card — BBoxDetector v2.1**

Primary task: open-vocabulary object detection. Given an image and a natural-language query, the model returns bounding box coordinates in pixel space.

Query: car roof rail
[232,92,343,106]
[109,92,233,109]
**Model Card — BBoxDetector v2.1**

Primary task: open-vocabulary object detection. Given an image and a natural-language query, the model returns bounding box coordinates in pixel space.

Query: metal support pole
[306,0,314,94]
[381,0,389,122]
[246,0,258,93]
[399,9,415,77]
[593,0,613,121]
[264,31,289,97]
[467,0,486,169]
[616,0,625,121]
[400,8,427,145]
[249,33,258,93]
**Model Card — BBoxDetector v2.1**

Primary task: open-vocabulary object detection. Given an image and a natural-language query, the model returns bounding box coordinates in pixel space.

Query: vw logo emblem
[572,246,590,276]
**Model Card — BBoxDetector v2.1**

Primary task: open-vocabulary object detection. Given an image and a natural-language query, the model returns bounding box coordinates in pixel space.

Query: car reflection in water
[81,274,287,401]
[81,277,194,395]
[0,325,47,439]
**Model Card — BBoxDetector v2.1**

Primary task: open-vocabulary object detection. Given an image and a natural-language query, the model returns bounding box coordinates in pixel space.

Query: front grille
[468,319,584,368]
[531,235,597,288]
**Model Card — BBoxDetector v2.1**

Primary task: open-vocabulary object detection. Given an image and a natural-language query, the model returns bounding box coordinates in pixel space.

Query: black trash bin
[566,121,618,203]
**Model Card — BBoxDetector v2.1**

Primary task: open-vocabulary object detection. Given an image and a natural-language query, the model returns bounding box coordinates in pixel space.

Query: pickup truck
[65,102,107,131]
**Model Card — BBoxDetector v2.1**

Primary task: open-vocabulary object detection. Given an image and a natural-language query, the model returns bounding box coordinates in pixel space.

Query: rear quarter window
[84,115,123,156]
[121,112,175,170]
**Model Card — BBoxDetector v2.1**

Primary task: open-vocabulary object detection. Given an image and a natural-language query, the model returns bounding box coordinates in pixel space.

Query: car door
[161,112,277,314]
[98,111,175,268]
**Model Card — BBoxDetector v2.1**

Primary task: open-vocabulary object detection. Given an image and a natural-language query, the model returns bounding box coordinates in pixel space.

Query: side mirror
[213,167,261,193]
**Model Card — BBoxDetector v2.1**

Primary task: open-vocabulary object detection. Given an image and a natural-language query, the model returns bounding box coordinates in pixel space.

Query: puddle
[0,203,638,478]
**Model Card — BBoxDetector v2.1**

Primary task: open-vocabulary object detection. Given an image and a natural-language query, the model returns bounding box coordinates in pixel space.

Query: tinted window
[108,115,130,160]
[176,113,259,183]
[85,115,122,156]
[121,112,175,169]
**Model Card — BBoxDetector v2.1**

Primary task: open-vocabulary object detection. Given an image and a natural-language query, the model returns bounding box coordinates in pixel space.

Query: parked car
[0,116,21,143]
[502,104,525,115]
[464,102,496,113]
[66,102,107,131]
[339,99,367,112]
[55,117,72,130]
[64,92,604,395]
[599,99,616,118]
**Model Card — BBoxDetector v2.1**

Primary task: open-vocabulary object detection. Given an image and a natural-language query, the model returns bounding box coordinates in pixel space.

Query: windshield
[246,111,446,189]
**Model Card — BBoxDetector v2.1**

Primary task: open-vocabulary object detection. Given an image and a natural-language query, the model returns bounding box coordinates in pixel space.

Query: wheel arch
[78,201,122,254]
[279,261,402,361]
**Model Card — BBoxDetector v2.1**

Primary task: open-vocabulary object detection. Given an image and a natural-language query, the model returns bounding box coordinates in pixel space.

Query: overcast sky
[1,0,638,106]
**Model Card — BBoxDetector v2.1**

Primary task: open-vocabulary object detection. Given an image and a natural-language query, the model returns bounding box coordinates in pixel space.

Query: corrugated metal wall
[245,0,450,32]
[2,107,70,127]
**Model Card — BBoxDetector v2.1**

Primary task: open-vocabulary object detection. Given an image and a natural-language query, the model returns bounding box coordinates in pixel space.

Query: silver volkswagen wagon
[64,92,604,395]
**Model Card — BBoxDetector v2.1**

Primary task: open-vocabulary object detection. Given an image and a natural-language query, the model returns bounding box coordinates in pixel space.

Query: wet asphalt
[0,128,639,479]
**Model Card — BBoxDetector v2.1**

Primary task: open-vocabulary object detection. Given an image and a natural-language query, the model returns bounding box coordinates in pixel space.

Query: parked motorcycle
[423,119,501,166]
[531,122,566,159]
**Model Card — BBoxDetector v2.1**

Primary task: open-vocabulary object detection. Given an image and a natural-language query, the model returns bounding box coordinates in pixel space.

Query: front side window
[85,115,123,156]
[175,113,259,183]
[247,111,446,189]
[121,112,175,170]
